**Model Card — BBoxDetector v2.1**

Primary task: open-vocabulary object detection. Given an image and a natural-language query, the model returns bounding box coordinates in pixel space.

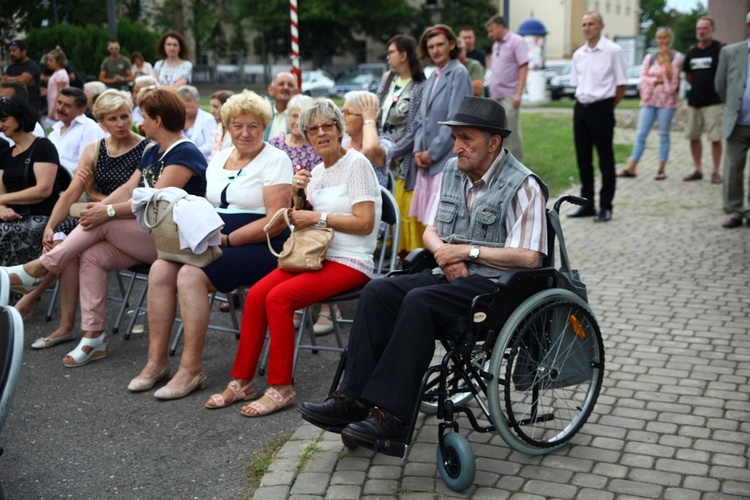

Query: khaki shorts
[685,104,724,141]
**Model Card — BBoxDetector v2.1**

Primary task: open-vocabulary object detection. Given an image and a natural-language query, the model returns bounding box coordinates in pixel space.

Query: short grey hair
[287,94,314,112]
[343,90,378,113]
[134,75,158,88]
[84,81,107,98]
[176,84,200,101]
[299,97,345,139]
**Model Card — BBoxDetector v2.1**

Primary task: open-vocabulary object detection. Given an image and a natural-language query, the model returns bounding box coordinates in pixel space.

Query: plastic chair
[0,305,25,498]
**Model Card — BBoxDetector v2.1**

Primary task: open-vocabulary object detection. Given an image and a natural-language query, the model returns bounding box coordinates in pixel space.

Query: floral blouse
[638,51,683,109]
[269,133,321,173]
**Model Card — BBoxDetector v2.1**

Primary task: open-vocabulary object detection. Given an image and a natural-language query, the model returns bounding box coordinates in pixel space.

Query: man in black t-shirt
[682,17,724,183]
[1,40,41,114]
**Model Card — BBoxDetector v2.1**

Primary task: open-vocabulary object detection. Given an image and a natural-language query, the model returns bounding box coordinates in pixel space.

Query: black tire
[487,289,604,454]
[436,433,476,492]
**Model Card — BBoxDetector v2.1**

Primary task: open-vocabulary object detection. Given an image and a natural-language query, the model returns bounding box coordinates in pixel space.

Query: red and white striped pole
[290,0,301,88]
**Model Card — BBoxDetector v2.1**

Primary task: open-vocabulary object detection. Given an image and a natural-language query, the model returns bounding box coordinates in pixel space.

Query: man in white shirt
[47,87,107,175]
[568,11,627,223]
[263,71,298,141]
[0,82,45,144]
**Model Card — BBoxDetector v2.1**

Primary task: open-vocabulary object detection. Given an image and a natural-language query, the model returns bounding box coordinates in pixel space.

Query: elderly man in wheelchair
[299,96,604,491]
[299,94,546,436]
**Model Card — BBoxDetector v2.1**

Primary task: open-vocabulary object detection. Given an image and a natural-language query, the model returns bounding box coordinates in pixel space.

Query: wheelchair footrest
[372,439,407,458]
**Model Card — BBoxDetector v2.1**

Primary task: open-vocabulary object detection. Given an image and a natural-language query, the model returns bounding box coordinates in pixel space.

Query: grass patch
[243,433,291,496]
[522,113,631,196]
[296,440,323,473]
[542,98,642,110]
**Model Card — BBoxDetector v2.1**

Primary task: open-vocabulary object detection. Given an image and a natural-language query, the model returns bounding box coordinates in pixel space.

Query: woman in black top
[0,96,61,265]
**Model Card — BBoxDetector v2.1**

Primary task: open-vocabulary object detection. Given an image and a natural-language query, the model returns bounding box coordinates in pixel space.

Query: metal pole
[290,0,301,88]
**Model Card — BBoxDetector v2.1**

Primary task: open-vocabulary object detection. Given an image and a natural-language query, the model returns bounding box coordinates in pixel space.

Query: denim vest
[435,153,549,278]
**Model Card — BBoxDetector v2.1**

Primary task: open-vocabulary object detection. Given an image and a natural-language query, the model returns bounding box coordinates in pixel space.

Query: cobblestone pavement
[253,120,750,499]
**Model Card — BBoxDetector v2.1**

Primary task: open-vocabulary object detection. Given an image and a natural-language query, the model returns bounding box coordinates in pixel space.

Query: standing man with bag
[568,11,627,223]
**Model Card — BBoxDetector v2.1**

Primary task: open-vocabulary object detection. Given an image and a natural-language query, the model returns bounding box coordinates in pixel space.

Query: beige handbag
[264,208,334,272]
[144,191,222,267]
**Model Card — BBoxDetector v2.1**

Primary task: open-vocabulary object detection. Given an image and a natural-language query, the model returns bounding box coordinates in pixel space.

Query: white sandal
[63,333,109,367]
[3,264,45,294]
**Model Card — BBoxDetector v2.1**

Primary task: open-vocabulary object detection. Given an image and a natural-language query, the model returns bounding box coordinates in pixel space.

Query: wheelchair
[322,194,605,493]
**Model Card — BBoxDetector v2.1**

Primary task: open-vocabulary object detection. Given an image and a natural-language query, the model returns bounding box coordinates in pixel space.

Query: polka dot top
[94,138,149,194]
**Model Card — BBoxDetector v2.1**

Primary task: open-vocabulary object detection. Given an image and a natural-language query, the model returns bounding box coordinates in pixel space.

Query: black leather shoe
[722,216,743,228]
[567,206,596,218]
[341,408,408,445]
[297,391,371,432]
[593,209,612,222]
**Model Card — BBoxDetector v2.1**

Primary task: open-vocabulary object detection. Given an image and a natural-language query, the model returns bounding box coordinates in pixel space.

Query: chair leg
[124,282,148,340]
[45,279,60,322]
[168,323,183,357]
[112,272,138,334]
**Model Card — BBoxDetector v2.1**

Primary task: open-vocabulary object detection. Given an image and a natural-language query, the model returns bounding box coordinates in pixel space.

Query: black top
[65,61,85,90]
[683,40,724,108]
[466,48,486,68]
[0,137,61,215]
[138,140,207,196]
[5,59,41,112]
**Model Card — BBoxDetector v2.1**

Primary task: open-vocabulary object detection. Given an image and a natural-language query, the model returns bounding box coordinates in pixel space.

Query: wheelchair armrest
[402,248,437,274]
[494,267,556,289]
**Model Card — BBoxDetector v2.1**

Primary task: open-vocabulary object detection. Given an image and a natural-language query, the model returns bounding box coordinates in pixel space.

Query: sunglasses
[306,121,337,135]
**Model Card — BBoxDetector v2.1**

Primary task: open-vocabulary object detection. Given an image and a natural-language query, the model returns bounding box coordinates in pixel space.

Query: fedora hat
[439,96,512,138]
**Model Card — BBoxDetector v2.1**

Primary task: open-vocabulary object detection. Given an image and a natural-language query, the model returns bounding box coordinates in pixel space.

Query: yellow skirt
[395,179,425,253]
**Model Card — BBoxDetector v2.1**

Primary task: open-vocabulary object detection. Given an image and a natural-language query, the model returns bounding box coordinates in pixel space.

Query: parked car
[331,72,380,98]
[543,60,571,86]
[549,62,575,100]
[624,65,641,98]
[301,70,335,97]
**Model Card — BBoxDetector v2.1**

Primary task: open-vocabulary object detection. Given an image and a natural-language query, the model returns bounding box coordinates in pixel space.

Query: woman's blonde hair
[93,89,134,121]
[221,90,273,129]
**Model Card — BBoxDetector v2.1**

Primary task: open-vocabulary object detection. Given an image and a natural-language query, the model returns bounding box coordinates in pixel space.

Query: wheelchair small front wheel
[488,289,604,455]
[436,432,476,493]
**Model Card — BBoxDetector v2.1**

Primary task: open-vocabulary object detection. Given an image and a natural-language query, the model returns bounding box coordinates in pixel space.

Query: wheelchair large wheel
[487,289,604,455]
[436,432,476,492]
[420,342,487,415]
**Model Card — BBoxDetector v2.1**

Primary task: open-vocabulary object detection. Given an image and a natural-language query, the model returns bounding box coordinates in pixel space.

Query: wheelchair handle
[553,195,590,214]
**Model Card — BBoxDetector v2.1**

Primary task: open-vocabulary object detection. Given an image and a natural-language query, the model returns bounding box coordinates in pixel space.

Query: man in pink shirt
[486,15,528,162]
[568,11,628,223]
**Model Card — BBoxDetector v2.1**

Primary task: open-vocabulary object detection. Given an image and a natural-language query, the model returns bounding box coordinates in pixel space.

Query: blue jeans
[630,106,677,163]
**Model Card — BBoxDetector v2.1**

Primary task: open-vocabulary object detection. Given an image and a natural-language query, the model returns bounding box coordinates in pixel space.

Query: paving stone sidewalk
[253,124,750,499]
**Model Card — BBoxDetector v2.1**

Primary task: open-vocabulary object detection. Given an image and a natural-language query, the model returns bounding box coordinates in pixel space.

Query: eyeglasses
[341,110,362,117]
[386,49,399,57]
[306,121,337,135]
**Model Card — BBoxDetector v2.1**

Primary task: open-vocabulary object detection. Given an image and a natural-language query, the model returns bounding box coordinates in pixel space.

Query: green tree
[671,4,706,53]
[239,0,419,69]
[439,0,497,51]
[640,0,678,47]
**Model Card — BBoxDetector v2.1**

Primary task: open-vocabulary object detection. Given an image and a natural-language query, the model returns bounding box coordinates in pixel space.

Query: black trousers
[339,270,497,422]
[574,99,617,211]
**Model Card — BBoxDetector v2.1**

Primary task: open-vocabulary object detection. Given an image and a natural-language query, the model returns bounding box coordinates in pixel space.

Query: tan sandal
[205,380,257,409]
[240,387,296,417]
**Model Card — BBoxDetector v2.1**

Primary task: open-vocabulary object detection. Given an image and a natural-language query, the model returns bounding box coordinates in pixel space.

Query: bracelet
[363,119,375,126]
[226,233,232,248]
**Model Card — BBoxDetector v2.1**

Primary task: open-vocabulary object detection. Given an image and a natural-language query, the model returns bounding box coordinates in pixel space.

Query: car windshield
[337,74,371,85]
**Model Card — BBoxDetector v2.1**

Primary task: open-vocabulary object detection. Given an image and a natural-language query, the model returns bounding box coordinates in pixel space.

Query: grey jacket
[413,60,473,176]
[715,40,749,139]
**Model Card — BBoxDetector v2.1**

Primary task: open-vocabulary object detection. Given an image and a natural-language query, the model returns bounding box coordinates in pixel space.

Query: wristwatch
[469,245,480,261]
[316,212,328,228]
[106,204,116,218]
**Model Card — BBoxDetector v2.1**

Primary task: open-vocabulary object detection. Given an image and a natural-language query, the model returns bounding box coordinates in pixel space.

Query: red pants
[231,261,369,385]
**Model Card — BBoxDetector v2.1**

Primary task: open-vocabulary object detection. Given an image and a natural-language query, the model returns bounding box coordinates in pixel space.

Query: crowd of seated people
[0,23,489,422]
